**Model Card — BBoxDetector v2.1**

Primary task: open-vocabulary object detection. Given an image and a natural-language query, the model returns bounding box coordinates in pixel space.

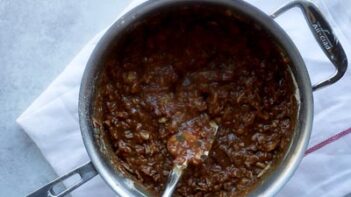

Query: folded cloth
[17,0,351,197]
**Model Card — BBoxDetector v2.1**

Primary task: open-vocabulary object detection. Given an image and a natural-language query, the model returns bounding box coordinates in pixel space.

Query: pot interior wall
[79,0,313,196]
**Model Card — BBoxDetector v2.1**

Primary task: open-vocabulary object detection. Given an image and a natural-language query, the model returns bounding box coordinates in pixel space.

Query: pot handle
[271,0,348,91]
[26,162,98,197]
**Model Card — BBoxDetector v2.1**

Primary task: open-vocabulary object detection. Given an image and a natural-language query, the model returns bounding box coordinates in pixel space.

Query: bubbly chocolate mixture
[93,7,297,197]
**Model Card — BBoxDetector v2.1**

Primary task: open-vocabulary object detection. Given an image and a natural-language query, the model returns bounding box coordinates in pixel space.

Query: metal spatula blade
[162,119,218,197]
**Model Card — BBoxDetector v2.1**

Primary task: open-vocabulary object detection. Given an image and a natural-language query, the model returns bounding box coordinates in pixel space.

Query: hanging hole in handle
[50,183,66,197]
[26,162,98,197]
[49,173,82,196]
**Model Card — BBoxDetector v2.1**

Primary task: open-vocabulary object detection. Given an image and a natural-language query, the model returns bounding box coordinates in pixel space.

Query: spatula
[162,116,219,197]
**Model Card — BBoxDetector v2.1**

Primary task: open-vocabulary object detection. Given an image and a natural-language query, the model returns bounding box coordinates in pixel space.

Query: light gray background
[1,0,350,197]
[0,1,131,196]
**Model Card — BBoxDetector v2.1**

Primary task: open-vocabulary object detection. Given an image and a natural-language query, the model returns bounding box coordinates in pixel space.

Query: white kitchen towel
[17,0,351,197]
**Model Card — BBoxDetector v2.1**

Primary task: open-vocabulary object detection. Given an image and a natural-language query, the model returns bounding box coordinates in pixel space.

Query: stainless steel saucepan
[28,0,347,196]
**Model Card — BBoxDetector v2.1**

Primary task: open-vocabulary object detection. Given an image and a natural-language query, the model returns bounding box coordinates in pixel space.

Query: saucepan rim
[79,0,313,196]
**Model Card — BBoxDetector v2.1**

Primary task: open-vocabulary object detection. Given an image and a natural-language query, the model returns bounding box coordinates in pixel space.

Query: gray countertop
[0,1,131,196]
[1,1,350,197]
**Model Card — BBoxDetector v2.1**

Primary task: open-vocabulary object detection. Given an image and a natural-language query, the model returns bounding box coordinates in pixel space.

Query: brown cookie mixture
[93,7,297,197]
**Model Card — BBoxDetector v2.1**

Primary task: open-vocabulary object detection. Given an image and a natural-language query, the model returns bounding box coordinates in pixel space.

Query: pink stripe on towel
[305,127,351,156]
